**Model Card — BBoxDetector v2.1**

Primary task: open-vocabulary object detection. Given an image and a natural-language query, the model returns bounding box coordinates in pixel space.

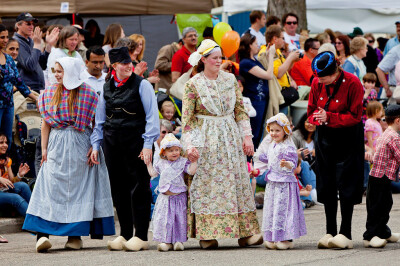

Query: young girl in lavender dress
[146,133,198,252]
[255,113,307,250]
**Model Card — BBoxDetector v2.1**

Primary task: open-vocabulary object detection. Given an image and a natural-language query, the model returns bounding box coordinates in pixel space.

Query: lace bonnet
[159,133,182,156]
[188,39,221,67]
[266,113,292,135]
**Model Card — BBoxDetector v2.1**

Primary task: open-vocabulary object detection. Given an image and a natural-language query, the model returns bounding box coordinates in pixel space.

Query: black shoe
[256,203,263,209]
[304,200,315,208]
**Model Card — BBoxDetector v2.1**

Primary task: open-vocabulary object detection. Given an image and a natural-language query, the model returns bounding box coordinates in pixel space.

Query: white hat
[159,133,182,156]
[56,57,87,90]
[188,39,220,67]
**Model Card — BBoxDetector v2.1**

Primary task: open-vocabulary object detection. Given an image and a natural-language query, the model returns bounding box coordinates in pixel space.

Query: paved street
[2,195,400,265]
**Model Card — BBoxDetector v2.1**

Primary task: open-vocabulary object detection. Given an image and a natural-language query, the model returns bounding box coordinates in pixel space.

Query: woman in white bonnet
[182,39,263,249]
[23,57,115,252]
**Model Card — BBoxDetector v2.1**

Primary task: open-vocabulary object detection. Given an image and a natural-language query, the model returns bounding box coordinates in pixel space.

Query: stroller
[10,91,41,190]
[155,90,181,120]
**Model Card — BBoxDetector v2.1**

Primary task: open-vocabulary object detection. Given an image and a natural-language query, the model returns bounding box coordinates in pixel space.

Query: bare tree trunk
[267,0,307,32]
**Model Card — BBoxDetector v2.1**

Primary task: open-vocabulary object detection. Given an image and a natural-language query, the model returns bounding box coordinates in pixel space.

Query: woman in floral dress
[182,39,263,249]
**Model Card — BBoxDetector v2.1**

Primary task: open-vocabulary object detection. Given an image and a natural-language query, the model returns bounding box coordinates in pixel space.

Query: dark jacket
[13,33,49,92]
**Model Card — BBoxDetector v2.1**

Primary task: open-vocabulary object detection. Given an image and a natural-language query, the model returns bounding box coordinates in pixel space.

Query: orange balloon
[221,31,240,58]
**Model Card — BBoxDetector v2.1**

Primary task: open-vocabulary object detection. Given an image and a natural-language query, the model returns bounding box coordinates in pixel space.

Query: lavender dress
[152,157,190,243]
[259,138,307,242]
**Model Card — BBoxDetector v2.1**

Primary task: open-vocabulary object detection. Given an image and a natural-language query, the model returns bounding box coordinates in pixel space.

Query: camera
[299,52,304,59]
[300,148,315,169]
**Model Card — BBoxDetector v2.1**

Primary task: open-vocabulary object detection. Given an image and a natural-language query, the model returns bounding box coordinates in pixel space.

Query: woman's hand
[41,149,47,166]
[18,163,30,177]
[164,190,179,196]
[187,147,199,162]
[147,76,160,84]
[32,26,42,46]
[149,69,159,77]
[314,107,327,124]
[220,61,232,72]
[242,135,254,156]
[90,150,100,165]
[0,177,14,189]
[87,147,94,166]
[141,148,153,165]
[134,61,147,77]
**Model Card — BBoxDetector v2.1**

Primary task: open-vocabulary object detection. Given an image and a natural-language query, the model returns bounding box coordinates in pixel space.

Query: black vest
[103,74,146,132]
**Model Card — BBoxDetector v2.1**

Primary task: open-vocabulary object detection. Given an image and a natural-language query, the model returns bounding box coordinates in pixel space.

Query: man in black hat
[383,21,400,56]
[308,51,365,250]
[90,47,160,252]
[13,12,59,92]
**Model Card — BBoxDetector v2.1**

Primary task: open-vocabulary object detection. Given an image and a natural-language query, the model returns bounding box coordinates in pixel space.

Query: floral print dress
[182,70,260,240]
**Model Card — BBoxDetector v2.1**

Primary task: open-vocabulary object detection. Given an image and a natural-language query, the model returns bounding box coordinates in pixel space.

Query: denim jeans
[250,99,268,149]
[0,107,14,147]
[0,182,31,216]
[299,160,316,189]
[279,105,289,115]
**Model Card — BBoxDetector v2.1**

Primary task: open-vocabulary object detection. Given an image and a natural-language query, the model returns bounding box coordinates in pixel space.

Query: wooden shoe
[199,239,218,249]
[364,236,387,248]
[107,236,127,251]
[387,233,400,243]
[264,241,277,249]
[157,243,173,252]
[36,237,52,253]
[238,234,263,247]
[276,241,294,250]
[327,234,353,249]
[173,242,184,251]
[65,238,83,250]
[123,237,149,251]
[317,234,334,249]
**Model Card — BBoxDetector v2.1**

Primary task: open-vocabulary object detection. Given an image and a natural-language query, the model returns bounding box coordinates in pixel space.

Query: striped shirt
[38,82,98,131]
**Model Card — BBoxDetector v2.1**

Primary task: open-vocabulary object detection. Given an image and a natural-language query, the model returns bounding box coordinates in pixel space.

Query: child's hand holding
[280,159,292,169]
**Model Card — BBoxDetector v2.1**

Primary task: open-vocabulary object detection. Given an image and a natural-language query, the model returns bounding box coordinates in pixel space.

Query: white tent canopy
[221,0,400,33]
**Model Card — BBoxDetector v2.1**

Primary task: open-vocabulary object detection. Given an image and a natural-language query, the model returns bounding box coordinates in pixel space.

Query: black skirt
[314,122,365,204]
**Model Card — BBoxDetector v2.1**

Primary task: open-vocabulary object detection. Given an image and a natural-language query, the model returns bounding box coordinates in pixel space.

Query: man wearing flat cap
[13,12,59,92]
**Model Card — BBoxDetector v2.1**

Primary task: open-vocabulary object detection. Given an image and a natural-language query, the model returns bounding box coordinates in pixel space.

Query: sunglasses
[24,22,35,26]
[377,118,386,122]
[335,42,342,45]
[161,130,168,134]
[368,40,374,44]
[286,21,298,25]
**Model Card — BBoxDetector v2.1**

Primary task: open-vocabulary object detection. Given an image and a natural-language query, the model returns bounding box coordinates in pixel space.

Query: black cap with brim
[16,12,38,23]
[109,47,132,65]
[311,51,337,77]
[396,21,400,25]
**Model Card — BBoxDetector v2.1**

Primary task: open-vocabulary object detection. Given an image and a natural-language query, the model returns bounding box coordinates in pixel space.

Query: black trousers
[323,192,354,239]
[363,176,393,241]
[104,128,152,241]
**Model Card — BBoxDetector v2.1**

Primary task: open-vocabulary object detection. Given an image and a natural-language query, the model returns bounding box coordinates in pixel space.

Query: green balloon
[213,22,232,46]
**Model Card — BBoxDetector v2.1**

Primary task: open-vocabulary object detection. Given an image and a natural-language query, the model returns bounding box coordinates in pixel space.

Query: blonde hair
[129,34,146,60]
[318,43,337,56]
[366,100,383,119]
[50,63,79,115]
[161,101,175,114]
[350,37,368,54]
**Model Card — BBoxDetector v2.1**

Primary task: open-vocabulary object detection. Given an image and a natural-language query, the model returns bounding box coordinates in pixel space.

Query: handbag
[278,55,299,107]
[169,68,193,100]
[280,86,299,107]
